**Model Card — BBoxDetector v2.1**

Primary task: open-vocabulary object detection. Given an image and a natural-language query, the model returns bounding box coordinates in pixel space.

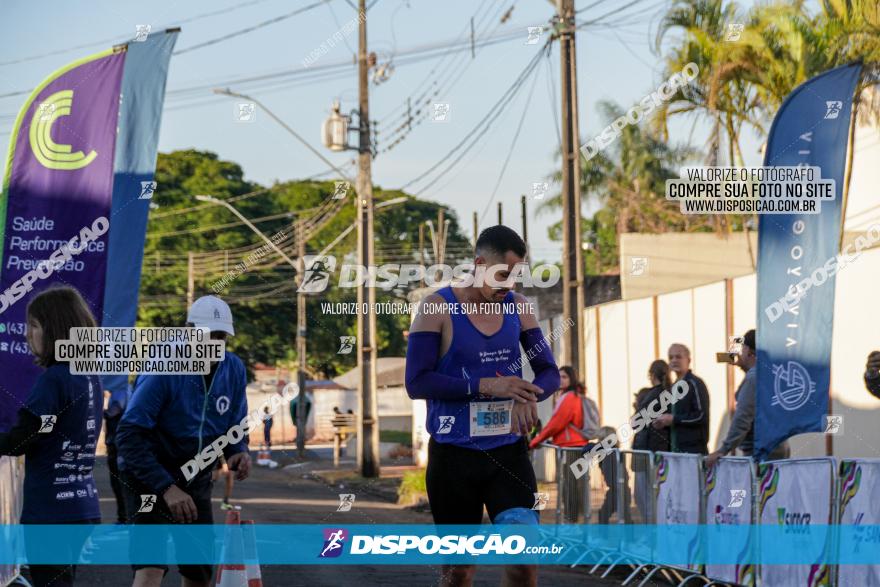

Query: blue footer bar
[1,524,878,565]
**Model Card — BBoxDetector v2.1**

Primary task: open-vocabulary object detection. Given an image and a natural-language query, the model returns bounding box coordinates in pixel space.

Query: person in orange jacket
[529,366,599,448]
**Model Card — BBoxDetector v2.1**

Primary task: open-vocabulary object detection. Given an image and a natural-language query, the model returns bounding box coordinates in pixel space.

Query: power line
[0,0,281,68]
[399,41,548,192]
[480,64,541,223]
[375,0,503,124]
[173,0,332,55]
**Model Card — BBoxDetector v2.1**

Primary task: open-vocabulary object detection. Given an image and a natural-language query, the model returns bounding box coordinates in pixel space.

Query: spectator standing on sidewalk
[632,360,673,453]
[652,343,710,454]
[529,366,598,522]
[707,330,789,466]
[865,350,880,398]
[0,287,103,587]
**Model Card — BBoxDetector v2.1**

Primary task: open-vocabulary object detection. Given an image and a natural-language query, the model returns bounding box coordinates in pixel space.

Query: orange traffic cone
[214,509,247,587]
[241,520,263,587]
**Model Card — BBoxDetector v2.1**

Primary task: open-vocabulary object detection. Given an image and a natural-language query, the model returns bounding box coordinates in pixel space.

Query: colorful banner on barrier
[838,460,880,586]
[654,453,702,569]
[757,460,834,587]
[705,458,755,586]
[754,63,862,460]
[0,31,178,431]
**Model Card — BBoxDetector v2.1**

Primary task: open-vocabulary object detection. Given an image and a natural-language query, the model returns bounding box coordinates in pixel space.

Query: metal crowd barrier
[756,457,838,587]
[533,444,863,587]
[702,456,757,587]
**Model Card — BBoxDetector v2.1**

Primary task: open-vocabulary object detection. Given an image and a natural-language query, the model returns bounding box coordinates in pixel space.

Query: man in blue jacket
[116,296,250,587]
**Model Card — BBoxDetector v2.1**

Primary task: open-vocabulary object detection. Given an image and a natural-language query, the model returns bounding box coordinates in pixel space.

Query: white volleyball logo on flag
[771,361,816,411]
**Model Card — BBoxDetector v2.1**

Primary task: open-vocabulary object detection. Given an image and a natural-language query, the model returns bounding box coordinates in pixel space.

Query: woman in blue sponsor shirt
[0,286,103,587]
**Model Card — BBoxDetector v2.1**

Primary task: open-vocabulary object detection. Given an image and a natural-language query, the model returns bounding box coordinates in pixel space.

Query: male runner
[405,225,560,587]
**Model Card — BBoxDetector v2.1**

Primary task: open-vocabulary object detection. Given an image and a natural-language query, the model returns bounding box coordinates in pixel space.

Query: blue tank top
[426,286,523,450]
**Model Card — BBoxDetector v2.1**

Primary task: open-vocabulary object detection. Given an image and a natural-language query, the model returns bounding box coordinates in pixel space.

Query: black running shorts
[426,437,538,525]
[121,471,214,583]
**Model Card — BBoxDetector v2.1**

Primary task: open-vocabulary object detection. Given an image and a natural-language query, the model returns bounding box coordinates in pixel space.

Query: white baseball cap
[187,295,234,335]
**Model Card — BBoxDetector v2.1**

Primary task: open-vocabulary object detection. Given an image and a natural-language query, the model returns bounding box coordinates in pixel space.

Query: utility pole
[521,195,528,245]
[187,252,194,307]
[558,0,585,377]
[418,223,426,288]
[497,202,503,225]
[356,0,380,478]
[472,211,478,245]
[437,209,446,268]
[296,225,308,457]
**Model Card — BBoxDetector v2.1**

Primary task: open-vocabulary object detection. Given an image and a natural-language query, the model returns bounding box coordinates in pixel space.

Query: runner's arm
[1,370,62,455]
[405,295,472,400]
[116,376,176,495]
[515,293,560,402]
[0,408,41,456]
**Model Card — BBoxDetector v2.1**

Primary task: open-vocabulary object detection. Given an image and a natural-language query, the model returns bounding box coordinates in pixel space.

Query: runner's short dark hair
[26,286,97,367]
[475,225,527,258]
[743,329,756,352]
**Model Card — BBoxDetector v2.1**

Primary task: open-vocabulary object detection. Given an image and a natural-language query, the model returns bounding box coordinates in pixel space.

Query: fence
[534,444,880,587]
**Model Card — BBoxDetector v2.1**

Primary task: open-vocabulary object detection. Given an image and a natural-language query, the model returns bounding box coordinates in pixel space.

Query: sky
[0,0,765,264]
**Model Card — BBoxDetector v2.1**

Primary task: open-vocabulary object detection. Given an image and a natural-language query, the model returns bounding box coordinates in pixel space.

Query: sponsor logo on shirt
[76,489,87,498]
[437,416,455,434]
[39,415,56,433]
[56,491,74,500]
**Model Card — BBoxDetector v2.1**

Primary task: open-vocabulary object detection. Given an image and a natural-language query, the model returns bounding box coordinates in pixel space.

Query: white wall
[312,387,412,439]
[581,247,880,460]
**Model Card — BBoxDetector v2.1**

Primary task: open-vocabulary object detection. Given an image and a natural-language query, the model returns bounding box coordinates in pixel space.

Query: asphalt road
[34,450,648,587]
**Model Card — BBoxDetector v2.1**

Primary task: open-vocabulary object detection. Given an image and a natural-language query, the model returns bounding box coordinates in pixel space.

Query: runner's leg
[483,439,539,587]
[426,439,485,586]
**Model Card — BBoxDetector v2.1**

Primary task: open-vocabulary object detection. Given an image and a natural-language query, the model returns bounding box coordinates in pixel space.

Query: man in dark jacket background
[865,350,880,398]
[652,343,710,454]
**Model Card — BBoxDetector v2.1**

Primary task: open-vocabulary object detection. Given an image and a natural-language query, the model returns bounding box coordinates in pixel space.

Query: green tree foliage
[139,150,470,378]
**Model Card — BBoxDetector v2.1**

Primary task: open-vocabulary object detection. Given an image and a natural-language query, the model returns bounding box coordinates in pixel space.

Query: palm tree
[741,1,880,125]
[653,0,764,233]
[540,101,703,273]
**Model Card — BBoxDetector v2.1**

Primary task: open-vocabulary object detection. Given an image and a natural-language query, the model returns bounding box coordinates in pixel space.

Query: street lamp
[212,88,355,185]
[194,194,298,270]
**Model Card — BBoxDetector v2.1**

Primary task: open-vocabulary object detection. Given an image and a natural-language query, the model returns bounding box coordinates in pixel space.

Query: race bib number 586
[469,400,513,437]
